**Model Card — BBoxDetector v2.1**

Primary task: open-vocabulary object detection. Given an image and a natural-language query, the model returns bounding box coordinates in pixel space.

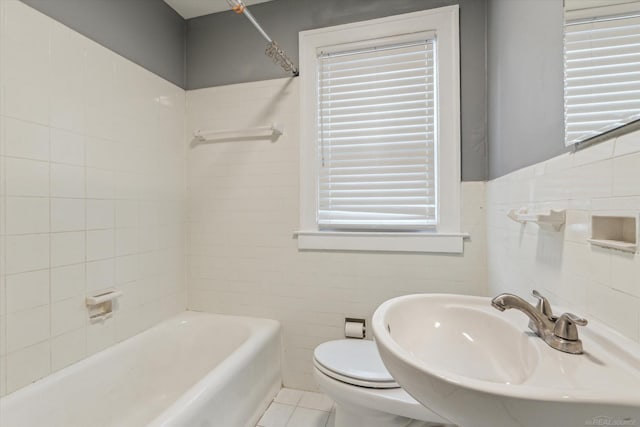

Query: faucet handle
[531,290,555,320]
[554,312,588,341]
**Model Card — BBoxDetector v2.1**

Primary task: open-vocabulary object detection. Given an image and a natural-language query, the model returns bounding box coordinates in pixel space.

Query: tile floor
[256,388,335,427]
[256,388,446,427]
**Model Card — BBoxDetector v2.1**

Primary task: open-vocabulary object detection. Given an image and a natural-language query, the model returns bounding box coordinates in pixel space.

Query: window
[564,2,640,145]
[298,6,464,253]
[317,39,437,230]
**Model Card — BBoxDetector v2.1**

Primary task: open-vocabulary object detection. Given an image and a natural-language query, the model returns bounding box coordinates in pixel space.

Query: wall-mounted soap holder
[86,289,123,322]
[588,214,638,253]
[507,208,566,231]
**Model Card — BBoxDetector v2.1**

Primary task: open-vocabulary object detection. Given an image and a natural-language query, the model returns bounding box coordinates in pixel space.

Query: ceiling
[163,0,275,19]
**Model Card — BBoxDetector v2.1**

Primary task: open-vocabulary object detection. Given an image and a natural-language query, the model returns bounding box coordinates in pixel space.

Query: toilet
[313,339,454,427]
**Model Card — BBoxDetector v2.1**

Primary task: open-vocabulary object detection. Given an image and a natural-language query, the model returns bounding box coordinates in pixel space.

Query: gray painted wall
[15,0,570,179]
[21,0,187,88]
[487,0,565,179]
[187,0,488,181]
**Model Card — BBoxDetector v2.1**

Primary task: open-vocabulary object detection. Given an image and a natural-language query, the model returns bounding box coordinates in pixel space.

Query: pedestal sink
[372,294,640,427]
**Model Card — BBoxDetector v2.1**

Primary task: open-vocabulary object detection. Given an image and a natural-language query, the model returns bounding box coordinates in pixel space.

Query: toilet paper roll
[345,321,365,339]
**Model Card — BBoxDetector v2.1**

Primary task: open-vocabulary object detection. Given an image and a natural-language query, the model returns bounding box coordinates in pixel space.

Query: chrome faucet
[491,290,588,354]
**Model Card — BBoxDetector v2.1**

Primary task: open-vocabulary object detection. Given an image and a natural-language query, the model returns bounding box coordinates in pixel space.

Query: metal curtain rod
[226,0,299,76]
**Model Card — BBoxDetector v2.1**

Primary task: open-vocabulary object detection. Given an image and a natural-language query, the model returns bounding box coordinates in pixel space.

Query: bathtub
[0,311,281,427]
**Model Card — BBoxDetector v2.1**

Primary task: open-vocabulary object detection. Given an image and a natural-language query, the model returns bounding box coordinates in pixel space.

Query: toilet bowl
[313,340,454,427]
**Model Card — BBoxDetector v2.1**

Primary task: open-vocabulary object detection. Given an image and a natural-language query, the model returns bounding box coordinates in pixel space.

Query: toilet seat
[313,340,399,389]
[313,339,454,427]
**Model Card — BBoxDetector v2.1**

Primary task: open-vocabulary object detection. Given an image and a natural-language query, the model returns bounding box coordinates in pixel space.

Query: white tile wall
[0,1,187,396]
[186,78,487,390]
[487,129,640,343]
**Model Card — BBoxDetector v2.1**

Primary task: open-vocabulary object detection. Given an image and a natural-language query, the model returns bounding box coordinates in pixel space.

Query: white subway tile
[612,152,640,197]
[588,245,612,287]
[570,160,613,200]
[51,198,85,232]
[3,117,49,161]
[5,270,49,314]
[0,278,5,324]
[0,0,187,395]
[591,196,640,212]
[86,199,115,230]
[116,255,139,285]
[0,316,6,356]
[116,144,140,173]
[2,1,51,126]
[5,197,49,235]
[51,328,86,372]
[86,317,115,356]
[115,171,139,199]
[50,128,84,165]
[86,259,115,293]
[51,264,85,302]
[6,305,50,353]
[0,157,5,197]
[116,227,139,256]
[86,136,117,170]
[139,226,159,252]
[49,22,85,133]
[51,163,85,198]
[571,139,614,167]
[564,210,590,244]
[610,253,640,298]
[86,229,115,261]
[5,234,50,275]
[587,281,640,342]
[543,152,573,173]
[5,158,49,197]
[84,42,116,141]
[86,168,115,199]
[0,356,6,397]
[115,200,138,228]
[51,231,85,267]
[51,296,85,337]
[488,134,640,346]
[113,308,141,342]
[614,131,640,158]
[6,341,51,394]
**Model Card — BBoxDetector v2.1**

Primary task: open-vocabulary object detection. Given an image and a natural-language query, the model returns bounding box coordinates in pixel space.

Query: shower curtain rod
[227,0,299,76]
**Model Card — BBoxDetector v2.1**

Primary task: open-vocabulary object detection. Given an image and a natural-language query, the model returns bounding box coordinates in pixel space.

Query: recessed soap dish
[86,289,123,322]
[588,215,638,253]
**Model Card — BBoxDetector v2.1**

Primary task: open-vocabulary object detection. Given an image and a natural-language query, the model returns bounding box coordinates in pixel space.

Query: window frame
[297,6,465,253]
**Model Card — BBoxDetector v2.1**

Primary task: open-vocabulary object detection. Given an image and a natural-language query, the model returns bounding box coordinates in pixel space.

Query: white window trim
[297,6,465,253]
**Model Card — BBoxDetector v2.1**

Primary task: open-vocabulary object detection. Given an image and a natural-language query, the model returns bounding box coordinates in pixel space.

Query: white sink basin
[372,294,640,427]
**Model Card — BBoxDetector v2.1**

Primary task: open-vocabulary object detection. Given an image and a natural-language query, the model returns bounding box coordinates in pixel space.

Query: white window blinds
[317,39,437,230]
[564,8,640,145]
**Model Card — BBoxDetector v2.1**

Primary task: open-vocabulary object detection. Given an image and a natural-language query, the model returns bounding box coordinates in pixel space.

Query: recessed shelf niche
[588,215,639,253]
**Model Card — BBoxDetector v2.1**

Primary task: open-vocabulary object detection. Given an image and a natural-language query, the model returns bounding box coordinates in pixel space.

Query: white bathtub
[0,311,281,427]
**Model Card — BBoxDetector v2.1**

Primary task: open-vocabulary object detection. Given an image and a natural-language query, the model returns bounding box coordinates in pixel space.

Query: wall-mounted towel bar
[193,123,283,143]
[507,208,566,231]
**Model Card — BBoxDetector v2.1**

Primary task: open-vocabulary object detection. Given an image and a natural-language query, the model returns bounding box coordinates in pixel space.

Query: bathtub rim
[0,310,282,427]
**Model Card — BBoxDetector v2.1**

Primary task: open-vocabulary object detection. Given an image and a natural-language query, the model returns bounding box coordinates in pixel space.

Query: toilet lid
[313,340,399,388]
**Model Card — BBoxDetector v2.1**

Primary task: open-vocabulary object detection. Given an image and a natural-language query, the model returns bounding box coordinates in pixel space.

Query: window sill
[295,230,469,254]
